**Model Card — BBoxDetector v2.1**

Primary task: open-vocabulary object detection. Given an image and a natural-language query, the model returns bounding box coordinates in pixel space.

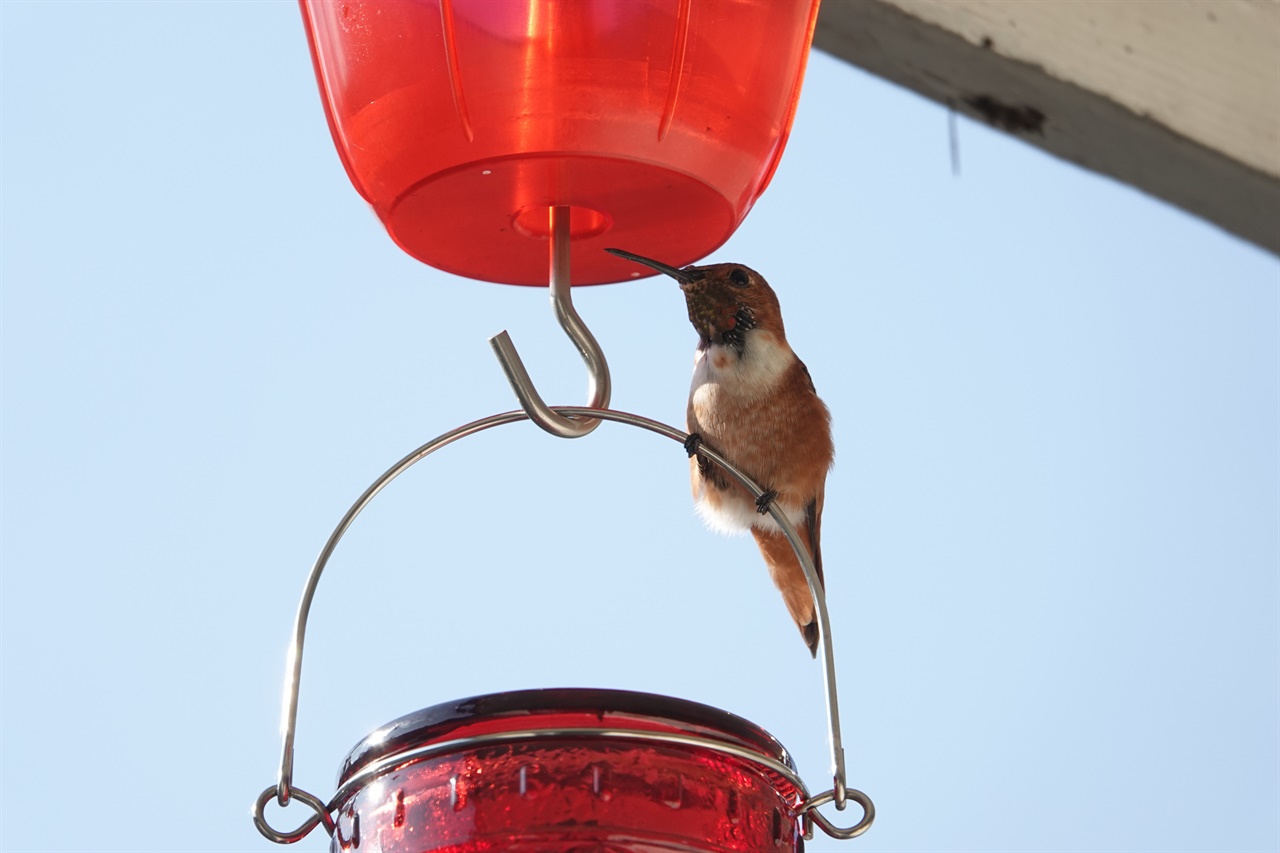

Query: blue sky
[2,3,1276,851]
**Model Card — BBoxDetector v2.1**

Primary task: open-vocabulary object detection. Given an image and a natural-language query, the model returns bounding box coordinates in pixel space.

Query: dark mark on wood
[965,95,1046,135]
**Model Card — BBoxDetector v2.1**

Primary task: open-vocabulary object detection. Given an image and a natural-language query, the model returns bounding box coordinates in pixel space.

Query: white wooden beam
[814,0,1280,254]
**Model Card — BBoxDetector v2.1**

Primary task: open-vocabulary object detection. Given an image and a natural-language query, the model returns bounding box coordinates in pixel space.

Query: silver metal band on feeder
[253,406,871,843]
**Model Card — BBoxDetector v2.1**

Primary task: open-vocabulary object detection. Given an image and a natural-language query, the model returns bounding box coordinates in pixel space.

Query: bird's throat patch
[719,307,755,353]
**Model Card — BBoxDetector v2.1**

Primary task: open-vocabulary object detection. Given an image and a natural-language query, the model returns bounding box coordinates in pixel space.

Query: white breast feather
[695,492,805,535]
[690,330,793,406]
[689,330,804,535]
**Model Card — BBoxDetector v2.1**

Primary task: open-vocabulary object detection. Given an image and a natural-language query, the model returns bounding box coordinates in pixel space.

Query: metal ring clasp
[252,785,335,844]
[802,787,876,840]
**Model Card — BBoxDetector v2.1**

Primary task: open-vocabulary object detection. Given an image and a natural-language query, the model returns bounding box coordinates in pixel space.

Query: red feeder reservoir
[329,689,807,852]
[299,0,821,284]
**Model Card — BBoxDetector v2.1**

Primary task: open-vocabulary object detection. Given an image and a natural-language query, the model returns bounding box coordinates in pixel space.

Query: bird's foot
[683,432,703,457]
[755,489,777,515]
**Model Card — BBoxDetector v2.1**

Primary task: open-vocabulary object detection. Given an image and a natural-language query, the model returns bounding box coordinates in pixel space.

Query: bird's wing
[805,492,824,589]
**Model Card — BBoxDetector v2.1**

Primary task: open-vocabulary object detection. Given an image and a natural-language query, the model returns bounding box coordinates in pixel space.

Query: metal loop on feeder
[256,406,869,844]
[252,785,335,843]
[802,787,876,840]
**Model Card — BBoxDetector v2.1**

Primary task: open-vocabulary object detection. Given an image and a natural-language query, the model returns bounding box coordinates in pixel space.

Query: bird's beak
[604,248,701,285]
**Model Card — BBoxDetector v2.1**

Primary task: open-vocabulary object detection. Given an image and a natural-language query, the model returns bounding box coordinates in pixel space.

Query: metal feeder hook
[489,206,611,438]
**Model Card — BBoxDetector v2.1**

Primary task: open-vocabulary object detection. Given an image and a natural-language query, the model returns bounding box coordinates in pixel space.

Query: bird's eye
[729,268,750,288]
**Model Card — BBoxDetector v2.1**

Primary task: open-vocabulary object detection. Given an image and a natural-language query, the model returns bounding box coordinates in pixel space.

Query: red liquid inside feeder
[329,689,807,851]
[299,0,821,285]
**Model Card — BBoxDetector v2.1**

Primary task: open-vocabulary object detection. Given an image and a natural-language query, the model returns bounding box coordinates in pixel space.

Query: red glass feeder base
[330,689,807,852]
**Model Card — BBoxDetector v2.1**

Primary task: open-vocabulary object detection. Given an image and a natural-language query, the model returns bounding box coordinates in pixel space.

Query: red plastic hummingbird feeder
[254,1,874,848]
[299,0,820,285]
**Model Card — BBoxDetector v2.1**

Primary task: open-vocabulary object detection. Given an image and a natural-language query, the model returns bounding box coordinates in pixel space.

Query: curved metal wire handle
[255,406,862,842]
[489,206,611,438]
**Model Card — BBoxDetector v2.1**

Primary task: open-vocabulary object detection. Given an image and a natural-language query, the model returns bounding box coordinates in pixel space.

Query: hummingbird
[605,248,834,656]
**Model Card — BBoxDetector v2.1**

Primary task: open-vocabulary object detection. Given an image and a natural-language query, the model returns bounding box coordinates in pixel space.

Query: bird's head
[605,248,783,350]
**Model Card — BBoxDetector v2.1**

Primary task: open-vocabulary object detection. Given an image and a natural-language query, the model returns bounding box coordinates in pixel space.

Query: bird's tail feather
[751,521,823,657]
